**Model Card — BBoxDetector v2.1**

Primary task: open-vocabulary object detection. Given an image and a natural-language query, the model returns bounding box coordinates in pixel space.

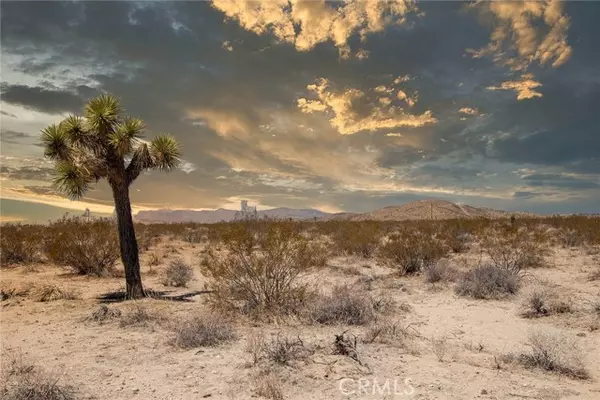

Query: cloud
[470,0,572,71]
[297,78,436,135]
[0,83,85,114]
[396,89,416,107]
[487,74,543,100]
[1,110,18,118]
[458,107,479,115]
[210,0,417,56]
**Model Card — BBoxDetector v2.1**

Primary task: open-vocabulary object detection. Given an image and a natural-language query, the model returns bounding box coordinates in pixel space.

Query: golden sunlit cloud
[469,0,572,71]
[210,0,417,57]
[487,74,543,100]
[458,107,480,115]
[297,78,436,135]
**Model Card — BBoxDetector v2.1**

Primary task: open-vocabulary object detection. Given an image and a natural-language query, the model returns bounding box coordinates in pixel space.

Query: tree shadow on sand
[97,289,211,303]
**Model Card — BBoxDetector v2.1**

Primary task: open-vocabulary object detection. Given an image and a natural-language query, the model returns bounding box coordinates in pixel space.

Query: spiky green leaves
[150,135,181,171]
[85,94,121,135]
[110,118,145,156]
[53,161,94,199]
[42,93,182,197]
[41,124,72,161]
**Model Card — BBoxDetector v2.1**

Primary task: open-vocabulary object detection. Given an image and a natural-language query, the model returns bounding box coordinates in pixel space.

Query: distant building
[235,199,258,220]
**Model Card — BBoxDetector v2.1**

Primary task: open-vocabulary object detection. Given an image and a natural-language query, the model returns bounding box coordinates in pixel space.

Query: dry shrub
[86,305,122,324]
[181,227,207,244]
[201,221,315,317]
[378,232,446,275]
[517,331,589,379]
[0,224,42,266]
[559,229,584,247]
[162,259,194,287]
[424,259,459,284]
[589,297,600,316]
[263,334,310,366]
[32,285,79,302]
[253,372,284,400]
[484,232,546,272]
[309,285,376,325]
[118,304,163,328]
[333,331,362,364]
[521,283,573,318]
[432,337,448,362]
[443,228,472,254]
[170,314,236,349]
[147,251,162,267]
[362,321,416,346]
[1,355,75,400]
[455,264,521,299]
[331,221,381,257]
[43,217,119,276]
[245,332,266,365]
[0,285,31,302]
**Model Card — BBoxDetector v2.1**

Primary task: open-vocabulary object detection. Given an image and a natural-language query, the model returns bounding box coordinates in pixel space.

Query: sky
[1,0,599,223]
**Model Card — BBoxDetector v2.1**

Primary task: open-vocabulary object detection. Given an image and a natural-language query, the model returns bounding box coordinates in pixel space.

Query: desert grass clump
[521,283,573,318]
[170,314,236,349]
[253,372,284,400]
[86,304,122,324]
[201,221,315,318]
[263,334,310,366]
[378,232,446,275]
[43,217,120,276]
[455,264,521,299]
[32,285,79,302]
[516,330,589,379]
[309,285,376,325]
[162,259,194,287]
[118,303,163,328]
[0,224,43,267]
[424,259,459,284]
[1,355,75,400]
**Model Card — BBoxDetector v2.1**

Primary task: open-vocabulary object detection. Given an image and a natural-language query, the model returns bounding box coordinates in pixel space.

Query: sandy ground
[1,241,600,400]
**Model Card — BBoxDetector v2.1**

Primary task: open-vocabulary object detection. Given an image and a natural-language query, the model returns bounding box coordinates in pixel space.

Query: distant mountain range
[135,199,533,223]
[135,207,330,223]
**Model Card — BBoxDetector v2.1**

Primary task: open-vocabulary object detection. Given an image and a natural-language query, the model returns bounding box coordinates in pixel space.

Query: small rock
[481,389,488,395]
[576,332,586,337]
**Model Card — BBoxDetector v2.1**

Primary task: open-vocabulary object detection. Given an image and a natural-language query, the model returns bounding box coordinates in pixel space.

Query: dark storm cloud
[1,0,599,214]
[0,83,85,114]
[522,173,600,190]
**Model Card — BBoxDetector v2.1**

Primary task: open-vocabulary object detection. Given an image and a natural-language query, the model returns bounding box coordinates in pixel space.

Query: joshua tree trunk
[112,181,145,299]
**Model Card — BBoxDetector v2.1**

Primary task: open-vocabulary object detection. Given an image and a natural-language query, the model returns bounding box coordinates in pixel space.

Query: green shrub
[455,264,521,299]
[43,217,120,276]
[378,231,446,274]
[201,221,315,317]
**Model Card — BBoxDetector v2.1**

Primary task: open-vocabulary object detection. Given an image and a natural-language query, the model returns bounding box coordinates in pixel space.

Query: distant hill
[135,207,330,223]
[322,199,534,221]
[136,199,533,223]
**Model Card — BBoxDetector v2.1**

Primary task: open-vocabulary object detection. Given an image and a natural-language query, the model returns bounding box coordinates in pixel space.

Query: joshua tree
[41,94,181,298]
